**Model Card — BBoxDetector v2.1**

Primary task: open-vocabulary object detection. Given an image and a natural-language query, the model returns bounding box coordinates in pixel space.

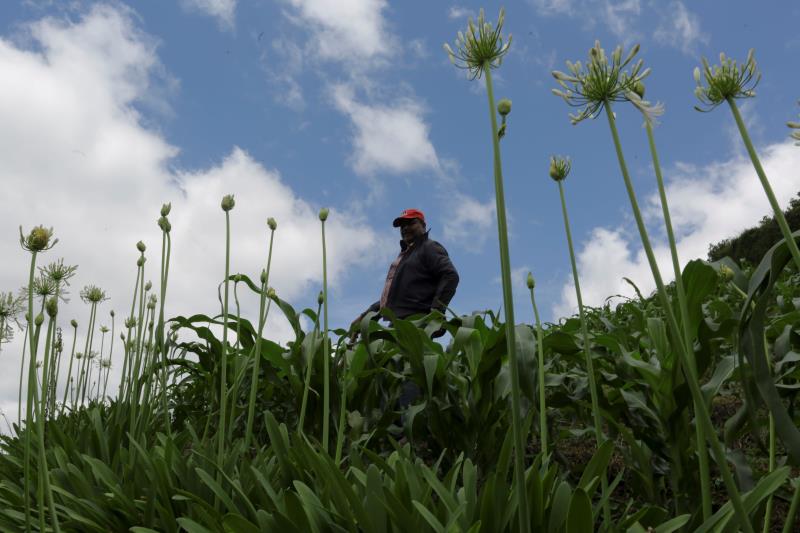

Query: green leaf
[566,488,593,533]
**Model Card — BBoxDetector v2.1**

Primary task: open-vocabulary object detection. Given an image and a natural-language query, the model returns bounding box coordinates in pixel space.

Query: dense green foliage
[708,193,800,265]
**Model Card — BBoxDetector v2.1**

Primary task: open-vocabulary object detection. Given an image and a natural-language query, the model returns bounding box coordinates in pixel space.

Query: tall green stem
[119,264,141,402]
[645,121,711,518]
[557,180,610,526]
[60,325,77,413]
[157,229,171,433]
[36,315,61,532]
[217,211,232,489]
[299,301,322,434]
[762,332,776,533]
[18,324,28,429]
[782,478,800,533]
[605,102,752,533]
[245,228,275,448]
[528,286,548,458]
[727,97,800,271]
[483,64,529,533]
[23,251,37,533]
[321,219,330,453]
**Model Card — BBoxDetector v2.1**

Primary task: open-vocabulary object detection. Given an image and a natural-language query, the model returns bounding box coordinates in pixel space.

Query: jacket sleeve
[425,241,459,311]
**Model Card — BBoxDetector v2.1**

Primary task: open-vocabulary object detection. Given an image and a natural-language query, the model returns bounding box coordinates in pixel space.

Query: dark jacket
[368,232,459,319]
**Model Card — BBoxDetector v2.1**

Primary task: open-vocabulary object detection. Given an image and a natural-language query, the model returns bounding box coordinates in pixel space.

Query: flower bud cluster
[552,41,657,124]
[693,50,759,111]
[443,8,511,80]
[20,225,56,252]
[548,156,572,182]
[221,194,235,212]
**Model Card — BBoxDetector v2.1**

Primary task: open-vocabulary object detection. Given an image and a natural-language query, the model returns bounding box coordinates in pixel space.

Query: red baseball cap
[392,208,426,227]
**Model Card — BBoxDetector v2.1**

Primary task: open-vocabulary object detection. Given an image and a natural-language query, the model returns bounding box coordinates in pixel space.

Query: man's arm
[425,242,459,312]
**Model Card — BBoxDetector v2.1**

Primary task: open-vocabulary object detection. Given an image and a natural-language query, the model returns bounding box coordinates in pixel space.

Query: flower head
[549,156,572,182]
[552,41,656,124]
[40,259,78,288]
[80,285,108,304]
[145,280,152,292]
[267,217,277,231]
[694,50,759,111]
[319,207,329,222]
[161,202,172,217]
[317,291,324,305]
[719,264,735,282]
[20,225,56,252]
[124,316,137,328]
[221,194,235,212]
[70,319,78,328]
[100,326,109,334]
[444,8,511,80]
[136,241,146,253]
[526,272,535,290]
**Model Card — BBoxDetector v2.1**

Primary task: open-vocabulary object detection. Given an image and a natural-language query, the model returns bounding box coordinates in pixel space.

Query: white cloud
[553,141,800,318]
[602,0,641,41]
[442,193,496,251]
[528,0,574,16]
[331,84,440,176]
[0,5,378,426]
[283,0,394,64]
[448,6,476,20]
[654,1,708,55]
[180,0,237,30]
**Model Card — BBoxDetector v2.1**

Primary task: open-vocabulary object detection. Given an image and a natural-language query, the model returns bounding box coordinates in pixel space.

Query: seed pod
[497,98,512,116]
[137,241,146,253]
[221,194,235,212]
[526,272,535,289]
[71,319,78,328]
[46,297,58,318]
[267,217,277,231]
[161,202,172,217]
[319,207,329,221]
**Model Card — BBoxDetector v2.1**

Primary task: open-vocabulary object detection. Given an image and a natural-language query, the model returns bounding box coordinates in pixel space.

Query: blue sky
[1,1,799,418]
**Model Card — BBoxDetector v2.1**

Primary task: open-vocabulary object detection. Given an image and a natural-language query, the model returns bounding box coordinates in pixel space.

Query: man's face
[400,218,425,244]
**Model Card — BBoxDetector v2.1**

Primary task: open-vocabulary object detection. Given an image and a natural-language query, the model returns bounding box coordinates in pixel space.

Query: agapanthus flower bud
[137,256,146,267]
[75,352,83,360]
[110,310,115,317]
[158,216,172,233]
[260,269,268,284]
[20,225,55,252]
[161,202,172,217]
[137,241,146,253]
[221,194,235,212]
[267,287,276,299]
[35,313,44,326]
[267,217,277,231]
[145,281,152,292]
[46,297,58,318]
[719,264,735,281]
[319,207,329,221]
[549,155,572,182]
[526,272,535,289]
[632,81,645,98]
[317,291,324,305]
[70,319,78,328]
[124,317,137,328]
[497,98,512,116]
[100,326,109,334]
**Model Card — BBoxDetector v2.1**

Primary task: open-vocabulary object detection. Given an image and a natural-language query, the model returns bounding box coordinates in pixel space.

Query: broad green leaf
[566,488,593,533]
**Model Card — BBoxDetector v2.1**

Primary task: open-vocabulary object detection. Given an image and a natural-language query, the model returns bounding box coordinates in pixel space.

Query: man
[350,208,459,336]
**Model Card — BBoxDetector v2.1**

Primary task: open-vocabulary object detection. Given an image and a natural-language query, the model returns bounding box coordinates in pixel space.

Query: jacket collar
[399,230,430,251]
